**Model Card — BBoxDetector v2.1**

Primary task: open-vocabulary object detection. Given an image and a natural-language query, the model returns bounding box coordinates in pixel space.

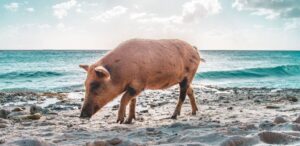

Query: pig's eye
[90,82,100,91]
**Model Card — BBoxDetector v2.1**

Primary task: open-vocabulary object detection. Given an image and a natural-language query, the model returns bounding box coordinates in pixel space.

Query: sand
[0,85,300,146]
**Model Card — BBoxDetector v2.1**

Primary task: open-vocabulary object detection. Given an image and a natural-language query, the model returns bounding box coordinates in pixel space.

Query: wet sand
[1,85,300,146]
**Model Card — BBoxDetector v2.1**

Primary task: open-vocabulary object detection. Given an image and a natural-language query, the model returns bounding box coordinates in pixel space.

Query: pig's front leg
[117,87,140,124]
[124,98,136,124]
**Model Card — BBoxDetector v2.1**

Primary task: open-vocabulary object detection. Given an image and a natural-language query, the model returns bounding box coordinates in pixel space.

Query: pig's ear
[94,66,110,79]
[79,64,89,72]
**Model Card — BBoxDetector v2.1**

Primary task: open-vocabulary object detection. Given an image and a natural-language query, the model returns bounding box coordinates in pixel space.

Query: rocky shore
[1,85,300,146]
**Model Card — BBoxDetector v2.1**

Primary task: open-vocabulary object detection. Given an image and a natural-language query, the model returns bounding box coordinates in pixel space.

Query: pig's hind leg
[171,77,189,119]
[187,86,198,115]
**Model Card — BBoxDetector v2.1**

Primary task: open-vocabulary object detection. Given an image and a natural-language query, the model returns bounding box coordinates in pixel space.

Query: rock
[227,107,233,110]
[12,107,25,112]
[86,140,107,146]
[220,136,259,146]
[107,138,122,145]
[258,131,300,144]
[291,124,300,131]
[7,138,55,146]
[259,120,275,130]
[274,116,288,124]
[7,111,27,119]
[0,118,9,124]
[146,127,155,132]
[287,96,298,102]
[112,104,119,110]
[0,123,8,128]
[27,113,42,120]
[30,105,43,114]
[294,115,300,123]
[0,139,5,144]
[254,99,261,103]
[0,109,11,119]
[140,109,148,113]
[266,105,280,109]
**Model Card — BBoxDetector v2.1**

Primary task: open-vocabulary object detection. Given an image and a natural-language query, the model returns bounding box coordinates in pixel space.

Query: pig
[79,39,202,124]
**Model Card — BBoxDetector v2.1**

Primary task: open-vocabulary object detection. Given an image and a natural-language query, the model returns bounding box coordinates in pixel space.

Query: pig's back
[101,39,200,90]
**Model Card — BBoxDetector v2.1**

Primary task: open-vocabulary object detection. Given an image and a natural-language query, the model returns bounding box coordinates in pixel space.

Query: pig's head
[79,64,117,119]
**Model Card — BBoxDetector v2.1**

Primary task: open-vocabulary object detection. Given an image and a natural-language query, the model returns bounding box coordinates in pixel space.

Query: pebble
[0,123,8,128]
[273,116,287,124]
[266,105,280,109]
[287,96,298,102]
[86,140,107,146]
[140,109,149,113]
[30,105,43,114]
[0,118,9,124]
[220,136,258,146]
[259,120,275,130]
[26,113,42,120]
[146,127,155,132]
[227,107,233,110]
[0,109,11,119]
[12,107,24,112]
[294,115,300,123]
[107,138,122,145]
[112,104,119,110]
[0,139,5,144]
[7,138,54,146]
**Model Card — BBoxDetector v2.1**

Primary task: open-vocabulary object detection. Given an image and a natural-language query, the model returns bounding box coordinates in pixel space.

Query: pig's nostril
[80,111,91,119]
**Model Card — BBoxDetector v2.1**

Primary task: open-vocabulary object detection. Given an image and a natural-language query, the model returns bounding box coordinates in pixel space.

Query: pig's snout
[79,103,100,119]
[80,110,92,119]
[80,105,93,119]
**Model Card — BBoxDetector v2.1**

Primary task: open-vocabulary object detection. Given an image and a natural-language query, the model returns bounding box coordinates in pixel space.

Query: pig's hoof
[116,118,124,124]
[192,111,197,115]
[171,115,177,119]
[124,119,133,124]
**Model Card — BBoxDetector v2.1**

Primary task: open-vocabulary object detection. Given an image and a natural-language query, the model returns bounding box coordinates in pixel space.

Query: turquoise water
[0,50,299,92]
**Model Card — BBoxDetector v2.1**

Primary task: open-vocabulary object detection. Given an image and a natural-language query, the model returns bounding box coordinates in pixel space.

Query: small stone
[0,118,9,124]
[294,115,300,123]
[112,105,119,111]
[107,138,122,145]
[287,96,298,102]
[227,107,233,110]
[273,116,287,124]
[30,105,43,114]
[266,105,280,109]
[0,123,8,128]
[259,120,275,130]
[254,99,261,103]
[86,140,107,146]
[27,113,42,120]
[140,109,148,113]
[146,127,155,132]
[0,139,5,144]
[12,107,24,112]
[0,109,11,119]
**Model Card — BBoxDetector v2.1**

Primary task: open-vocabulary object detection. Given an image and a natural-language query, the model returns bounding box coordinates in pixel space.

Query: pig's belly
[145,73,182,90]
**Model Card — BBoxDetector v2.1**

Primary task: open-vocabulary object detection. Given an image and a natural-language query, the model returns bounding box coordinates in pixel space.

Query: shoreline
[1,85,300,145]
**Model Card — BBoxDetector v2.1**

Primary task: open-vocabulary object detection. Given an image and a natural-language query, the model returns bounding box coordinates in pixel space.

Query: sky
[0,0,300,50]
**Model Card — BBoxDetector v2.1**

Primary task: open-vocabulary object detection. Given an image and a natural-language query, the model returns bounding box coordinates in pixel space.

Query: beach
[1,85,300,145]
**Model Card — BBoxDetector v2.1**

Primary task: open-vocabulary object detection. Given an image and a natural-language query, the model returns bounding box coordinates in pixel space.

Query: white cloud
[52,0,77,19]
[4,2,19,12]
[232,0,300,19]
[131,0,221,24]
[26,7,35,12]
[130,12,147,20]
[182,0,221,22]
[91,6,128,22]
[284,20,300,30]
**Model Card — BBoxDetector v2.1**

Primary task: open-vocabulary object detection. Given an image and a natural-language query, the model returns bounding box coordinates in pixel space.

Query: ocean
[0,50,299,92]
